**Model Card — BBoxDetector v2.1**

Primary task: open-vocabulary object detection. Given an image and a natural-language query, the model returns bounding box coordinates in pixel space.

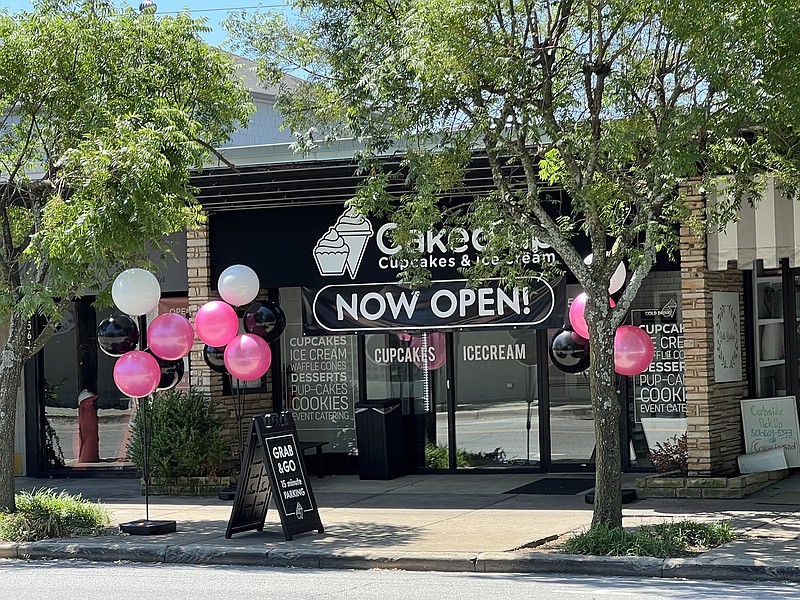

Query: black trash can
[355,399,405,479]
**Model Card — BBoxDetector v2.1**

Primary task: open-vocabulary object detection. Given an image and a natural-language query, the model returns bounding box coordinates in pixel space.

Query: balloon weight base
[584,489,638,505]
[218,486,237,501]
[119,520,177,535]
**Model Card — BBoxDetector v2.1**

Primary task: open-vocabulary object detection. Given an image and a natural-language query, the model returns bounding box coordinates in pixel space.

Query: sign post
[225,412,324,541]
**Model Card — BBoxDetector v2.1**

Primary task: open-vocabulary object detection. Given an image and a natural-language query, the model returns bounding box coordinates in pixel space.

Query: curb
[2,540,800,582]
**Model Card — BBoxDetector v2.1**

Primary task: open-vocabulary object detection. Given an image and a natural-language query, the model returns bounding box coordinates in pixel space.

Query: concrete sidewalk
[2,471,800,581]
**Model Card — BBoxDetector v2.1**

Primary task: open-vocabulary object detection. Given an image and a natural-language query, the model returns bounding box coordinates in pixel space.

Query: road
[2,561,799,599]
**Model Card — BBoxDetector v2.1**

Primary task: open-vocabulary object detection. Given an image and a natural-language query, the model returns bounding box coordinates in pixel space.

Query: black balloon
[145,349,185,391]
[97,315,139,357]
[548,327,590,374]
[244,301,286,342]
[203,344,228,374]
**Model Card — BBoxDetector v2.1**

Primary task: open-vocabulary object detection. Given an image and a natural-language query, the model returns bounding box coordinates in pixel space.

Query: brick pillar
[186,220,274,465]
[680,182,748,476]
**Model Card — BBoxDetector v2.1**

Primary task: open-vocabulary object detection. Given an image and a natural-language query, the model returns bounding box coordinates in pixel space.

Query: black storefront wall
[208,201,679,474]
[210,203,574,474]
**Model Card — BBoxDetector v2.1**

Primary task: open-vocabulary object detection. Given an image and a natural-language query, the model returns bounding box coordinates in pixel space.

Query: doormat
[504,478,595,495]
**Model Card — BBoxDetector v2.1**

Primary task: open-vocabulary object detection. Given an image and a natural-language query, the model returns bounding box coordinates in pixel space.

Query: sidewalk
[3,471,800,581]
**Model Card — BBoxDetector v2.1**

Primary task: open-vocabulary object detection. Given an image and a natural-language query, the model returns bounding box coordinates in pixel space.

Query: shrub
[562,520,734,558]
[649,432,688,475]
[424,443,506,468]
[0,488,110,542]
[127,388,226,478]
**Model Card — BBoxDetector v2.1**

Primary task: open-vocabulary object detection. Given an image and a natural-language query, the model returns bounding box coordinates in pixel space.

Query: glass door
[452,329,539,468]
[755,270,787,396]
[363,331,448,470]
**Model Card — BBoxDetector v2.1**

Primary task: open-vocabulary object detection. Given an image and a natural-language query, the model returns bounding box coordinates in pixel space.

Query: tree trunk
[0,315,28,513]
[587,300,623,528]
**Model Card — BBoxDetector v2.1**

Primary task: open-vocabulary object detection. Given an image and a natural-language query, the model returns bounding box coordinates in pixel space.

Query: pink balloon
[113,350,161,398]
[224,334,272,381]
[411,332,446,370]
[568,292,615,339]
[148,313,195,361]
[614,325,655,376]
[195,301,239,347]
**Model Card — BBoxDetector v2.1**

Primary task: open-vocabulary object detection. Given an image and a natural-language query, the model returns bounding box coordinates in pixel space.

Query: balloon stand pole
[218,376,245,501]
[120,394,176,535]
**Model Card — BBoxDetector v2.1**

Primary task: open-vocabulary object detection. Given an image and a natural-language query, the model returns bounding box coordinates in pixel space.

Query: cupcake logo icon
[313,207,374,279]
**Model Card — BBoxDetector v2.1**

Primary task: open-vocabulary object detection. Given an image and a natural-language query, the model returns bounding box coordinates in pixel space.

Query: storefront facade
[188,146,688,475]
[28,145,800,481]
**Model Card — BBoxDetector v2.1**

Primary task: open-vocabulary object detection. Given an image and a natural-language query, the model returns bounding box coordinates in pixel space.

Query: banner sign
[302,277,564,334]
[631,299,687,423]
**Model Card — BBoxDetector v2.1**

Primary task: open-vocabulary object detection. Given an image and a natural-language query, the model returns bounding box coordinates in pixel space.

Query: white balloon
[609,261,627,294]
[583,253,627,294]
[218,264,260,307]
[112,268,161,316]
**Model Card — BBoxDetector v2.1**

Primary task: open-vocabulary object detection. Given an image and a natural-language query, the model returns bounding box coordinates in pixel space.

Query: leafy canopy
[0,0,252,356]
[226,0,797,303]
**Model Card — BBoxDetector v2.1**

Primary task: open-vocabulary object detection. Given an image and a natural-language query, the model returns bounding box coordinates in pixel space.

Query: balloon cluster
[549,255,654,376]
[98,268,191,398]
[99,264,286,398]
[197,264,285,381]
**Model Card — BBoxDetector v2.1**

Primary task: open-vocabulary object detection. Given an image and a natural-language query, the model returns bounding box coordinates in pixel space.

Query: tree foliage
[0,0,252,512]
[226,0,800,527]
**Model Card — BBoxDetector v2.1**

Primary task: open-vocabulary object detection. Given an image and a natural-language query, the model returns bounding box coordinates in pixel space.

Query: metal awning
[706,177,800,271]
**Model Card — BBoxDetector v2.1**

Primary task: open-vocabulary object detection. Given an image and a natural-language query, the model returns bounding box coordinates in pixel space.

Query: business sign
[210,203,564,289]
[302,277,564,334]
[631,300,687,423]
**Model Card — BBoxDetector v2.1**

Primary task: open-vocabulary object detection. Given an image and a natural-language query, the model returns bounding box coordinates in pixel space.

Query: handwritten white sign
[740,396,800,467]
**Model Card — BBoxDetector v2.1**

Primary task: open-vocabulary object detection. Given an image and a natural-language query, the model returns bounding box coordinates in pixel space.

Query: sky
[1,0,294,48]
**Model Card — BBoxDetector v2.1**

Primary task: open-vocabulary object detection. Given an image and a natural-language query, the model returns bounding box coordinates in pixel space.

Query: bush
[562,520,734,558]
[424,443,506,468]
[0,488,110,542]
[127,388,226,478]
[649,433,688,475]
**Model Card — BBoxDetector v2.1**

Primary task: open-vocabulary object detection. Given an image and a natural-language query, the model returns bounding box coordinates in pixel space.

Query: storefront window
[42,302,136,469]
[453,329,539,467]
[547,323,595,466]
[626,271,686,468]
[280,288,358,454]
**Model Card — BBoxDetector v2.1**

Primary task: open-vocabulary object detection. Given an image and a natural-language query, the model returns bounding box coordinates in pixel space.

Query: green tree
[0,0,252,512]
[226,0,800,527]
